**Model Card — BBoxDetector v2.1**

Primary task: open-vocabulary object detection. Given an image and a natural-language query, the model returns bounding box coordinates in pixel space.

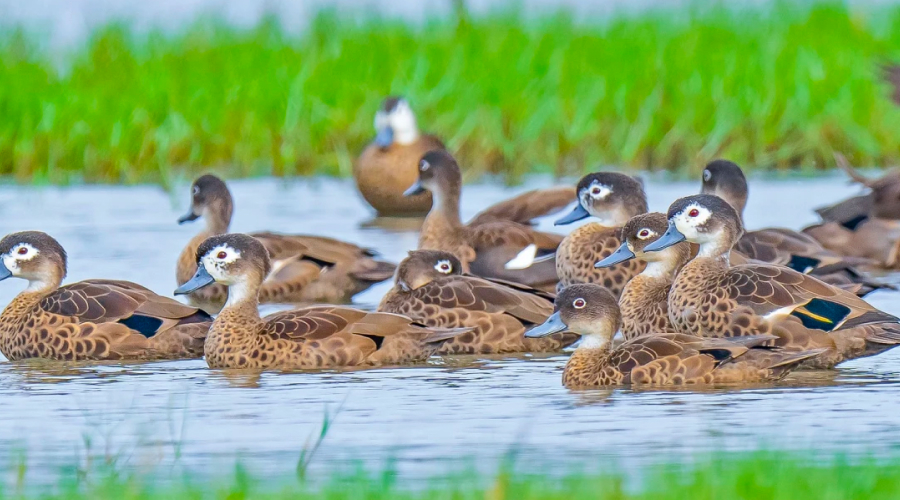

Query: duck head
[175,233,271,306]
[595,212,691,276]
[374,96,420,149]
[700,159,748,220]
[404,149,461,202]
[178,174,234,234]
[555,172,647,226]
[525,284,620,349]
[395,250,463,291]
[0,231,67,292]
[644,194,743,259]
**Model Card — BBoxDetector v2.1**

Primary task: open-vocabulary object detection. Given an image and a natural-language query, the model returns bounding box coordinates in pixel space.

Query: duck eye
[192,185,200,195]
[434,260,453,273]
[572,298,586,309]
[17,247,27,255]
[703,170,711,182]
[420,160,430,171]
[689,209,700,217]
[217,251,227,259]
[638,229,650,238]
[591,187,601,195]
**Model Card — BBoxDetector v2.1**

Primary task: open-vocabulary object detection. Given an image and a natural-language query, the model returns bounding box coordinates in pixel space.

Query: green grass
[5,452,900,499]
[3,2,900,185]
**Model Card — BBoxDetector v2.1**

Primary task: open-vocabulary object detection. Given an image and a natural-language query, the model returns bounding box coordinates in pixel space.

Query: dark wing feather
[411,276,553,325]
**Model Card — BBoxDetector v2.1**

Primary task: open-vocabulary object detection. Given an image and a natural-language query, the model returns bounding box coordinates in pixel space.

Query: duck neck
[696,241,732,264]
[22,267,64,296]
[204,203,232,235]
[223,278,262,313]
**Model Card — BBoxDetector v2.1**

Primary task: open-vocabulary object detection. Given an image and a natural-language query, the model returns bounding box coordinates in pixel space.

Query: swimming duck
[177,174,396,313]
[594,212,690,340]
[701,159,889,295]
[378,250,578,354]
[525,284,820,387]
[175,234,470,369]
[353,96,443,216]
[405,149,574,290]
[803,154,900,268]
[0,231,211,361]
[552,172,647,298]
[642,194,900,368]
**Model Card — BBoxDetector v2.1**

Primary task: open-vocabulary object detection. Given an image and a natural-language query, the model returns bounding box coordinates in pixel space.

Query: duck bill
[595,242,636,268]
[525,312,567,338]
[375,126,394,148]
[643,222,686,252]
[0,261,11,282]
[174,266,215,295]
[554,204,590,226]
[403,180,427,197]
[178,210,200,224]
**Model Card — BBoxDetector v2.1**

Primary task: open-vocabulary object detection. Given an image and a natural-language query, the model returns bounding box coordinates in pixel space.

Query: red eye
[689,209,700,217]
[217,251,227,259]
[591,187,601,195]
[573,298,586,309]
[639,230,649,237]
[17,247,27,255]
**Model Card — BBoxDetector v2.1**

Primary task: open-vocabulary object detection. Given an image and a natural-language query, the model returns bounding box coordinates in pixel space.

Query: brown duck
[175,234,470,369]
[177,174,396,313]
[405,149,574,290]
[354,96,443,216]
[701,159,888,296]
[378,250,578,354]
[0,231,211,361]
[525,284,820,388]
[553,172,647,298]
[642,194,900,368]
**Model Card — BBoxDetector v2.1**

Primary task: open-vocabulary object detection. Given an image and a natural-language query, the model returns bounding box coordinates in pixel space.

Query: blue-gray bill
[0,262,12,282]
[174,266,215,295]
[375,127,394,148]
[524,311,567,338]
[404,180,427,197]
[642,222,686,252]
[178,211,200,224]
[595,242,636,268]
[554,203,590,226]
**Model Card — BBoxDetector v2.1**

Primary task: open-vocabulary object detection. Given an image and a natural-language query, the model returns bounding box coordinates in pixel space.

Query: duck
[803,154,900,268]
[524,284,820,387]
[700,159,890,296]
[594,212,690,340]
[552,172,647,298]
[177,174,396,313]
[641,194,900,368]
[353,96,443,216]
[0,231,211,361]
[174,234,471,369]
[378,250,578,354]
[405,149,574,291]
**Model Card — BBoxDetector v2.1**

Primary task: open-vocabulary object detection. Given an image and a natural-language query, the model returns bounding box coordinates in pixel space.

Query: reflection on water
[1,174,900,482]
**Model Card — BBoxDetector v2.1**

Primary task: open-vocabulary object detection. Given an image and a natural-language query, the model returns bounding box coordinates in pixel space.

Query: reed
[2,2,900,185]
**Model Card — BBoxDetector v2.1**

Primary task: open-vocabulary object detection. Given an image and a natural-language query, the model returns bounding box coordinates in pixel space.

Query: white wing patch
[505,244,537,270]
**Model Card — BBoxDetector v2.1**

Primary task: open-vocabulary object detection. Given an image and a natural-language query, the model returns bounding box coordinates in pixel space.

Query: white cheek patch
[434,259,453,274]
[672,204,712,241]
[636,228,658,240]
[587,181,613,200]
[390,102,419,144]
[202,244,242,282]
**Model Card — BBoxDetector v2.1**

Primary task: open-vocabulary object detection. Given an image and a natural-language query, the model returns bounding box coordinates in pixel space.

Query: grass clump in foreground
[2,2,900,184]
[5,452,900,499]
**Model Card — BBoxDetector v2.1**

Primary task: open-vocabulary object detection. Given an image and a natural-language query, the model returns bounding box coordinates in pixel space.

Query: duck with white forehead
[552,172,647,298]
[177,174,396,313]
[525,284,820,387]
[406,149,575,292]
[175,234,471,369]
[700,159,890,297]
[378,250,578,354]
[642,194,900,368]
[354,96,445,216]
[0,231,212,361]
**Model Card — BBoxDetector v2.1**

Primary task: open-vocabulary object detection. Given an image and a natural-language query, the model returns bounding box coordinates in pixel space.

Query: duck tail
[865,324,900,345]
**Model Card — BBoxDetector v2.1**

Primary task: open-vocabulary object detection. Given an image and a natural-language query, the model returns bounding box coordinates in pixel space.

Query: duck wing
[469,186,576,227]
[411,275,554,325]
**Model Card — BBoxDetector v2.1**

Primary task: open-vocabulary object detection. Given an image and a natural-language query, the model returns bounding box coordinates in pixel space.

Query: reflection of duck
[0,231,211,361]
[643,194,900,368]
[407,150,574,290]
[177,174,395,313]
[526,284,818,388]
[379,250,578,354]
[553,172,647,298]
[700,159,889,295]
[176,234,472,369]
[354,97,442,216]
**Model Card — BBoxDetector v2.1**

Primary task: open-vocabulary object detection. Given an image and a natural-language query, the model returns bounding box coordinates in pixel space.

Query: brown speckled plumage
[183,234,469,369]
[177,174,395,313]
[0,232,211,361]
[379,250,577,354]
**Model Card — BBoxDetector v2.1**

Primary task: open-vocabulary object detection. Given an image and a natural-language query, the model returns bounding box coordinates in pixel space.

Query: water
[1,174,899,483]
